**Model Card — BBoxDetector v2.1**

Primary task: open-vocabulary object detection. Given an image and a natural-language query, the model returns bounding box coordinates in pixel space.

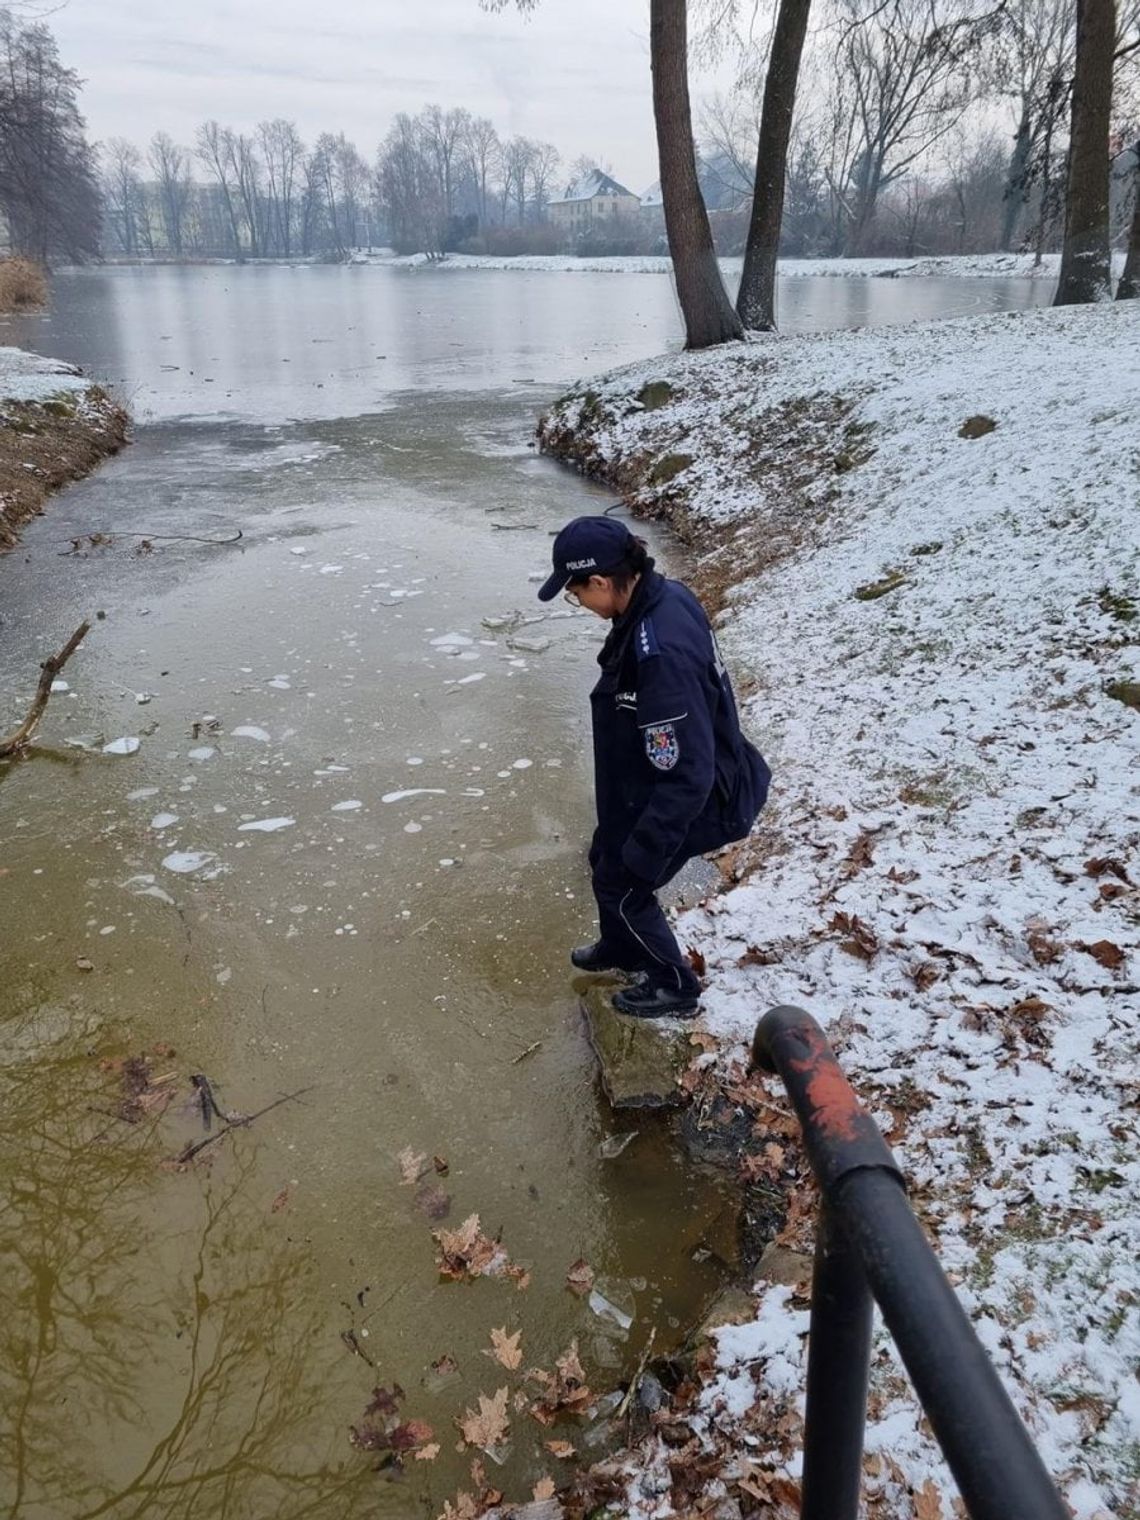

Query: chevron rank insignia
[644,722,679,771]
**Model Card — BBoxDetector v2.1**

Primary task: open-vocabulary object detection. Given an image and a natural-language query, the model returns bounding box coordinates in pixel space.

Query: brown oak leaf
[1076,938,1125,970]
[533,1477,556,1501]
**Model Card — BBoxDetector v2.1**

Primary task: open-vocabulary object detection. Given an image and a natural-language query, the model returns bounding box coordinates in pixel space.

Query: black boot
[570,941,625,973]
[612,980,700,1019]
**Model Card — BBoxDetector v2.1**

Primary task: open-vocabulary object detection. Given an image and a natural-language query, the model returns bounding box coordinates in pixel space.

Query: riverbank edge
[0,347,130,552]
[532,302,1140,1520]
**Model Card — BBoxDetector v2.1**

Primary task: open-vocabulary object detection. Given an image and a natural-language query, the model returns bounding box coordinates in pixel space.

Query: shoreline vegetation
[0,347,129,552]
[528,301,1140,1520]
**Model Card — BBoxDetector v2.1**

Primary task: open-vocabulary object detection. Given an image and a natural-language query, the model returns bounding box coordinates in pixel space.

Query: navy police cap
[537,515,634,602]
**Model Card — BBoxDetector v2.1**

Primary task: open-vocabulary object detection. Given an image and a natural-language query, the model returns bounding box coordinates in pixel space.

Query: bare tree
[527,139,561,219]
[651,0,743,346]
[501,135,536,225]
[463,115,501,227]
[196,121,244,255]
[420,103,469,223]
[736,0,812,329]
[830,0,985,253]
[102,137,146,255]
[989,0,1074,249]
[377,113,444,254]
[0,11,101,262]
[1054,0,1117,302]
[1118,140,1140,295]
[258,119,303,256]
[148,131,193,255]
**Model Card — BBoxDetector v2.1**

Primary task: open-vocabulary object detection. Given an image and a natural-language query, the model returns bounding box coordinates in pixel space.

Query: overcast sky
[49,0,734,194]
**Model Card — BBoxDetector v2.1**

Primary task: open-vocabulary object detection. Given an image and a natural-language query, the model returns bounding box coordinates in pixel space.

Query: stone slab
[580,983,690,1109]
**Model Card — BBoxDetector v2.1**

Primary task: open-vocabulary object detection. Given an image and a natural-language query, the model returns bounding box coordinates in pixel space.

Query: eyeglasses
[563,588,582,607]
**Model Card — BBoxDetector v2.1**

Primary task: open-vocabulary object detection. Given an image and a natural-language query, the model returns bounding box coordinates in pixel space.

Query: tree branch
[0,620,90,758]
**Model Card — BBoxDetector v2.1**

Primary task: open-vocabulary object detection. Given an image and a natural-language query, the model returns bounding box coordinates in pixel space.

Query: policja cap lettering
[537,515,635,602]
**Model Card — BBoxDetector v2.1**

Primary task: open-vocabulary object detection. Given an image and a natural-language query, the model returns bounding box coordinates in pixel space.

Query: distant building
[640,182,665,232]
[548,171,641,238]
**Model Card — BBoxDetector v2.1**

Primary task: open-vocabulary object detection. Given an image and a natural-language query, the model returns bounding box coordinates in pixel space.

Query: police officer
[538,515,770,1018]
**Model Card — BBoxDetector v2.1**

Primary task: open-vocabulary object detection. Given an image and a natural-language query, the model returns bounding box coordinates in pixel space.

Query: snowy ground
[539,301,1140,1519]
[0,345,96,405]
[365,250,1127,282]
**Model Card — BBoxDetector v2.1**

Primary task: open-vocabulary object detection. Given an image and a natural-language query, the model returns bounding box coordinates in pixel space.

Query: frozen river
[0,263,1052,1518]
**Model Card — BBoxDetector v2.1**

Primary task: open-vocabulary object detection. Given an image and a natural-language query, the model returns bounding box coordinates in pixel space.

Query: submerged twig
[0,621,90,758]
[174,1085,314,1164]
[511,1040,543,1065]
[616,1326,657,1423]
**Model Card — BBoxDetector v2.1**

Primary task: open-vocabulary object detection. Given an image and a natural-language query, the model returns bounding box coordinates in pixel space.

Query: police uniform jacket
[590,569,770,883]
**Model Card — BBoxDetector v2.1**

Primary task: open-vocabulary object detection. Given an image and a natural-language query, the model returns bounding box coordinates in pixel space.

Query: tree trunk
[650,0,743,348]
[736,0,811,331]
[1001,108,1033,252]
[1054,0,1116,305]
[1117,145,1140,298]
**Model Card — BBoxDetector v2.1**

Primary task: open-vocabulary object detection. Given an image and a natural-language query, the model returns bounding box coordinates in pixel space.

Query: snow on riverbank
[0,346,128,550]
[541,302,1140,1518]
[365,250,1126,282]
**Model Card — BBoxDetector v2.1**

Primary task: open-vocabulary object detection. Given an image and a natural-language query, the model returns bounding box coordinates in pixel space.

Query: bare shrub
[0,257,48,312]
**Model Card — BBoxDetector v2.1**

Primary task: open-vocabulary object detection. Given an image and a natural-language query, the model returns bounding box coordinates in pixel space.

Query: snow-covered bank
[541,303,1140,1519]
[0,347,128,549]
[367,250,1126,282]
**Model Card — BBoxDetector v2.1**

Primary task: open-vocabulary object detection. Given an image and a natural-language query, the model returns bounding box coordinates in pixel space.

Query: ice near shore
[542,300,1140,1519]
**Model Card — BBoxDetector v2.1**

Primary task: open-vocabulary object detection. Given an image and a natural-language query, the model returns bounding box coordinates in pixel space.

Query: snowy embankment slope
[541,303,1140,1519]
[0,346,128,550]
[368,250,1125,281]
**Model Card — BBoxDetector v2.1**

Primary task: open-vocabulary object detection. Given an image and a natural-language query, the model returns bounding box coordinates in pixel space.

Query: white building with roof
[548,170,642,238]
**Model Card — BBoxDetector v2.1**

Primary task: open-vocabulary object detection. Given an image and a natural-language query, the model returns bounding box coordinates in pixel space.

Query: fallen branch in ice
[173,1085,314,1164]
[0,620,90,758]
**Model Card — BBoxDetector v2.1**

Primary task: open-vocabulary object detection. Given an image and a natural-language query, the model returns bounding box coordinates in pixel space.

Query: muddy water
[0,265,1049,1518]
[0,278,745,1520]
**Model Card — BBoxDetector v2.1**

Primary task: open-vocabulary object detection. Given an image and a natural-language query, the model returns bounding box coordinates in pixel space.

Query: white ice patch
[149,813,179,830]
[403,821,423,833]
[512,758,533,770]
[456,672,486,685]
[267,676,291,690]
[430,632,474,649]
[232,725,271,743]
[126,786,160,801]
[50,679,70,693]
[103,737,140,756]
[237,816,295,832]
[188,746,217,761]
[382,788,446,803]
[331,800,363,812]
[162,850,217,875]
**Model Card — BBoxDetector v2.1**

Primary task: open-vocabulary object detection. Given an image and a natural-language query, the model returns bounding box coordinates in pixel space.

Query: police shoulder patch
[644,721,679,771]
[634,616,661,661]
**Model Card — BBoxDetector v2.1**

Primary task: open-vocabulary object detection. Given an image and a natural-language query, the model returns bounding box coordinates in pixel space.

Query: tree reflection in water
[0,970,389,1520]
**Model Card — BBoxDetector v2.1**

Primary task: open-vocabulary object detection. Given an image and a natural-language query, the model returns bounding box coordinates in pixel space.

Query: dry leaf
[565,1258,595,1296]
[914,1478,944,1520]
[398,1146,429,1185]
[438,1491,481,1520]
[529,1339,593,1424]
[829,910,879,961]
[391,1419,435,1451]
[433,1153,450,1174]
[271,1187,291,1213]
[486,1327,523,1370]
[533,1477,556,1501]
[736,943,779,967]
[686,945,707,977]
[434,1214,513,1281]
[545,1439,577,1459]
[415,1443,440,1462]
[1076,938,1125,970]
[458,1386,510,1451]
[1084,856,1130,882]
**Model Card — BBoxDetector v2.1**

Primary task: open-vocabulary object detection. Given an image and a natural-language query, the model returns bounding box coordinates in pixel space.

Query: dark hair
[567,535,651,594]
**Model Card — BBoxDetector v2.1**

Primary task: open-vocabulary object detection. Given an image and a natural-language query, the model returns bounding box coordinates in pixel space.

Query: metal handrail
[749,1004,1068,1520]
